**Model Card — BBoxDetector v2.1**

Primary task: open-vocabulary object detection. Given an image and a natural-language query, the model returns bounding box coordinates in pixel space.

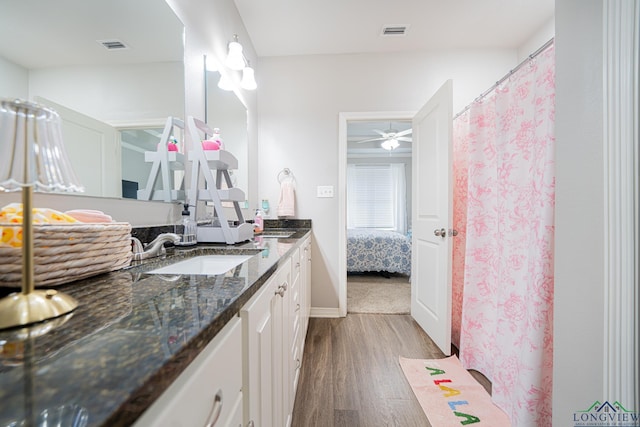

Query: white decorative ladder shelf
[137,116,186,202]
[187,116,252,244]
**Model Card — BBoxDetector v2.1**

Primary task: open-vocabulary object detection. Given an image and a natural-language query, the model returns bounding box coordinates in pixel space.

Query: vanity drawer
[134,317,243,427]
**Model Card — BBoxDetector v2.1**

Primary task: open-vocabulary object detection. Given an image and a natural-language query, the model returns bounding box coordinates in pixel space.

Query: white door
[411,80,453,355]
[36,97,121,198]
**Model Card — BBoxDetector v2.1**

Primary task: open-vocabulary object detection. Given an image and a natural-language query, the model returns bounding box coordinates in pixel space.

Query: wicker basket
[0,222,132,288]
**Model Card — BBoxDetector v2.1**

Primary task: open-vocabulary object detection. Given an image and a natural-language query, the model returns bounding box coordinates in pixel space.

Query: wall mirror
[204,55,249,202]
[0,0,184,201]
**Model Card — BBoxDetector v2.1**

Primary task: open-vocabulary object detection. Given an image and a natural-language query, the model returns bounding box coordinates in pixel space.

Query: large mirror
[204,56,249,203]
[0,0,184,200]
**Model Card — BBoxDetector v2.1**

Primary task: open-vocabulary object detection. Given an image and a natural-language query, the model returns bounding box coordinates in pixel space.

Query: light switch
[317,185,334,198]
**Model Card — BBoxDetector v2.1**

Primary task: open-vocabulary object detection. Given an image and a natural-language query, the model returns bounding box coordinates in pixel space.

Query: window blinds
[346,163,406,232]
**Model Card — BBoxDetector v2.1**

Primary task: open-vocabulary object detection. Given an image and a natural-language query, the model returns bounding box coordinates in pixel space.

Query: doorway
[337,111,415,317]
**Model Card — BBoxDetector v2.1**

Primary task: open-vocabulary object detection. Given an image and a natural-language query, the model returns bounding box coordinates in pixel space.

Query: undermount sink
[257,232,294,238]
[147,254,254,276]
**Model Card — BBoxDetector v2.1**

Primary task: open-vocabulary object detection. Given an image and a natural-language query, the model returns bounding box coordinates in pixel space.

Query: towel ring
[277,168,294,183]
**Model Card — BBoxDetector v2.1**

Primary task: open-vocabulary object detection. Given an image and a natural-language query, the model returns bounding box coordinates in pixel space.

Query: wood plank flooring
[291,314,490,427]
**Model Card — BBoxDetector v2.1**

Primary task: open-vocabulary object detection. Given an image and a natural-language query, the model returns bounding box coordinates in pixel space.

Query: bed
[347,229,412,276]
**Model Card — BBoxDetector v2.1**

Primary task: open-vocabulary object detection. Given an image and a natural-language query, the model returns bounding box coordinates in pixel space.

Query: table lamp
[0,99,84,330]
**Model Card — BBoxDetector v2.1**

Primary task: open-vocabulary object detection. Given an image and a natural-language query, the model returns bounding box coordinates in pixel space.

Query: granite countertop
[0,224,311,427]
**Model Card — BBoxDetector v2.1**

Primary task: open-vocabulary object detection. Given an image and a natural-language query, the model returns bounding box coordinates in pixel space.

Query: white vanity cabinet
[286,246,301,427]
[241,257,291,427]
[133,316,243,427]
[289,236,311,427]
[241,234,312,427]
[299,236,312,349]
[133,234,312,427]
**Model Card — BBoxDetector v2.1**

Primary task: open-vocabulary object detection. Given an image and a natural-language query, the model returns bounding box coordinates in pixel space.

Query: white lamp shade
[225,41,245,71]
[0,99,84,193]
[381,138,400,151]
[217,73,234,91]
[240,66,257,90]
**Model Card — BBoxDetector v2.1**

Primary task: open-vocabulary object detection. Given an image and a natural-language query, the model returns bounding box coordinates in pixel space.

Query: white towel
[277,180,296,217]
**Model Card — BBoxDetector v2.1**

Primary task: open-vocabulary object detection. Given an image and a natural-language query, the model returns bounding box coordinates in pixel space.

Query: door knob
[434,228,458,238]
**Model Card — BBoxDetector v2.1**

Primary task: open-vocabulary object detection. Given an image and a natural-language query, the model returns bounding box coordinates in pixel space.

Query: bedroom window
[346,163,407,233]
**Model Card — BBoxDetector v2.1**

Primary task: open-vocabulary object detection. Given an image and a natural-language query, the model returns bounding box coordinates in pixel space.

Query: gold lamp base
[0,100,84,332]
[0,289,78,330]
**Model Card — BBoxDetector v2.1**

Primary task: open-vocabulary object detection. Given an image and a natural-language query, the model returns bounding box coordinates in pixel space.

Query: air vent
[97,39,129,50]
[381,25,408,36]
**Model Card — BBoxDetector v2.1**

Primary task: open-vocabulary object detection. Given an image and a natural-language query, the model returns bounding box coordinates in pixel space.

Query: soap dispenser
[176,203,197,246]
[254,209,263,234]
[212,128,224,150]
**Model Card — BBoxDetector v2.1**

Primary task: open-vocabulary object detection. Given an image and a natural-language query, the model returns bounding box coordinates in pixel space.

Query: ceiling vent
[381,25,408,36]
[97,39,129,50]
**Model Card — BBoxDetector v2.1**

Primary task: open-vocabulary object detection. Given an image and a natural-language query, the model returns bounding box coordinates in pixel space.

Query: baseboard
[310,307,342,318]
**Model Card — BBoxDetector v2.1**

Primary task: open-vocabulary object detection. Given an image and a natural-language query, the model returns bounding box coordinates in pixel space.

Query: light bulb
[217,73,234,91]
[381,138,399,151]
[240,66,257,90]
[225,41,245,71]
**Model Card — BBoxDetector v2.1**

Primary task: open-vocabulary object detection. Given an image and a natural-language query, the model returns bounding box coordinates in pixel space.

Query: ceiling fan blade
[395,128,412,137]
[355,136,386,143]
[396,137,412,142]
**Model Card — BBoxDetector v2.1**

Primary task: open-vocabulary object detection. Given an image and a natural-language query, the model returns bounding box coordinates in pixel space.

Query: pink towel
[65,209,113,223]
[277,180,295,217]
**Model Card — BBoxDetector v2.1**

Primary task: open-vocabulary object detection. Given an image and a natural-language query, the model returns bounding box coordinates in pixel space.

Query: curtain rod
[453,37,555,120]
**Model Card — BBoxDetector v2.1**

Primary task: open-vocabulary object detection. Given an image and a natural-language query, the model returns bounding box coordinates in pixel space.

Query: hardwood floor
[291,314,450,426]
[291,314,491,427]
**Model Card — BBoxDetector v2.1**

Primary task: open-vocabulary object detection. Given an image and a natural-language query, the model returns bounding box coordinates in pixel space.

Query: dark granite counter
[0,226,311,427]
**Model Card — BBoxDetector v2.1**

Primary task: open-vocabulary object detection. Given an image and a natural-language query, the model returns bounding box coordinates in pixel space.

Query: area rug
[399,355,511,426]
[347,275,410,314]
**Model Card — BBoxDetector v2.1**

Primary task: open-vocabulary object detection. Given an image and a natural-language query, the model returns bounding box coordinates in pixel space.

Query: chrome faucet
[131,233,180,261]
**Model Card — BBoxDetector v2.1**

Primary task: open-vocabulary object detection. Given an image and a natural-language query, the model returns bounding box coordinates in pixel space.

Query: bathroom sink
[147,254,254,276]
[257,232,294,238]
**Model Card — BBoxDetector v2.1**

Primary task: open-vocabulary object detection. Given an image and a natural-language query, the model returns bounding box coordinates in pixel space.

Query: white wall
[553,0,607,421]
[517,17,555,61]
[0,56,28,99]
[257,49,518,308]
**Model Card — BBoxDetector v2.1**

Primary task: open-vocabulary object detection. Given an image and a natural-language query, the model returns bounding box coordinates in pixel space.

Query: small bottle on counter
[254,209,263,234]
[176,203,197,246]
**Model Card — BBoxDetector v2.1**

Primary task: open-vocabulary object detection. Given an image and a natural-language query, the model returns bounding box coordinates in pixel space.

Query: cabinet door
[241,258,291,427]
[301,238,312,337]
[285,248,301,427]
[133,317,243,427]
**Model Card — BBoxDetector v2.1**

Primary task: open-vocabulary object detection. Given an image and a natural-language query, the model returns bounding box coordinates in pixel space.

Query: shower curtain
[453,43,555,425]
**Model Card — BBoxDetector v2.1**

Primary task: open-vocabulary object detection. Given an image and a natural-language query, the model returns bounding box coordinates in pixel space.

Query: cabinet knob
[275,286,286,297]
[204,389,223,427]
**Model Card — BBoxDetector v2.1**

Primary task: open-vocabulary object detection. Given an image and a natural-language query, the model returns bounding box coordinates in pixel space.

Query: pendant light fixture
[381,138,400,151]
[217,72,234,91]
[221,34,257,91]
[225,34,247,71]
[240,63,257,90]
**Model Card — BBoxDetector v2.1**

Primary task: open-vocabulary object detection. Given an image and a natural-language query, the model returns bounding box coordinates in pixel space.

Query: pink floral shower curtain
[453,44,555,425]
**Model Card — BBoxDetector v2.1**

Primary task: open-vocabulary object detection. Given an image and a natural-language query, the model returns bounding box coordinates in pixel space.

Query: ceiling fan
[355,126,412,151]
